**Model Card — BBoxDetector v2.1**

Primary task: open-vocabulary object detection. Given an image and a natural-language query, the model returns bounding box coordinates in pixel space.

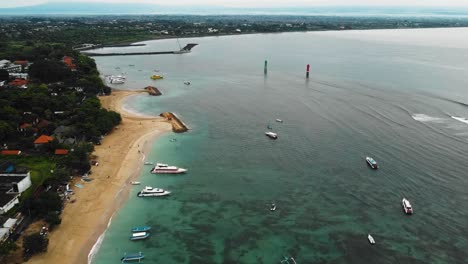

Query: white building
[0,162,32,215]
[0,59,22,73]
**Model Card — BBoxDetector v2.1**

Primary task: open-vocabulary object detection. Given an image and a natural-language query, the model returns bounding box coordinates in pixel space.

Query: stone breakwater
[144,86,162,96]
[160,112,189,133]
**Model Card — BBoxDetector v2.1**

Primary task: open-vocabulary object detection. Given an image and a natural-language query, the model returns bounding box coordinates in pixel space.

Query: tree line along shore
[0,38,121,261]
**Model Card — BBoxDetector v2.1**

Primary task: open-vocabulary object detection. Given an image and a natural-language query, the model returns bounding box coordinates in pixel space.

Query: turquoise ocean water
[90,29,468,264]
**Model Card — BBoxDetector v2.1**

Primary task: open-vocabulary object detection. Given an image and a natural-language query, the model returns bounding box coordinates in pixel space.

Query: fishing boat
[368,234,376,245]
[144,161,154,165]
[270,203,276,211]
[265,131,278,139]
[130,181,141,185]
[151,163,187,174]
[150,75,163,80]
[130,232,150,241]
[402,198,413,214]
[121,252,144,262]
[137,186,171,197]
[131,226,151,232]
[365,156,378,169]
[184,81,191,85]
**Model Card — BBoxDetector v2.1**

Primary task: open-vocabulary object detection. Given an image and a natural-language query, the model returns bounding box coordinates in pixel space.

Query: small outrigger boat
[365,156,378,169]
[121,252,144,262]
[131,226,151,232]
[130,232,150,241]
[281,256,297,264]
[368,234,376,245]
[150,74,163,80]
[130,181,141,185]
[402,198,413,214]
[270,203,276,211]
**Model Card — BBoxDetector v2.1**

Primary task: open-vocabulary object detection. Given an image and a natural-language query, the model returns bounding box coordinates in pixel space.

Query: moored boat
[368,234,375,245]
[151,163,187,174]
[365,156,378,169]
[402,198,413,214]
[265,131,278,139]
[131,226,151,232]
[130,181,141,185]
[144,161,154,165]
[270,203,276,211]
[150,74,163,80]
[121,252,144,262]
[137,186,171,197]
[130,231,150,241]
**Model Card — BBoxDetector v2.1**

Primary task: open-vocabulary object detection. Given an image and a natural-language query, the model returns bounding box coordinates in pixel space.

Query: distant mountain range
[1,3,468,16]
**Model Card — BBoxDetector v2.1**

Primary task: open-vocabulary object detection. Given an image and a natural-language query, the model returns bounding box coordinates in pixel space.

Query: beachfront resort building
[0,162,32,215]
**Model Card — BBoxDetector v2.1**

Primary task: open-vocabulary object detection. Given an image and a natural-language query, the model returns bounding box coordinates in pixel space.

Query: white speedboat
[402,198,413,214]
[151,163,187,174]
[137,186,171,197]
[108,75,126,84]
[265,131,278,140]
[276,119,283,123]
[130,231,150,241]
[365,156,378,169]
[130,181,141,185]
[368,234,375,245]
[270,203,276,211]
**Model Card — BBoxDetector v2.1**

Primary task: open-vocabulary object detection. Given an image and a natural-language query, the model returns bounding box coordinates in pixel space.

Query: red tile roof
[1,150,21,155]
[63,56,77,70]
[54,149,69,155]
[19,123,32,129]
[34,135,54,144]
[36,119,50,128]
[13,60,29,66]
[8,79,28,87]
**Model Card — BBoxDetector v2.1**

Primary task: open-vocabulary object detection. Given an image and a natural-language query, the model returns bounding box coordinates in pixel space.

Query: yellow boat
[150,75,163,80]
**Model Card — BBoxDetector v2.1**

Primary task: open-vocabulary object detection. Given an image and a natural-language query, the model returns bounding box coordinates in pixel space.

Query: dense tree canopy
[29,59,72,83]
[23,233,48,258]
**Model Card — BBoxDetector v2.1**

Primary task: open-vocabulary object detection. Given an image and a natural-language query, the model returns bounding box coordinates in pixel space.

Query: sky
[1,0,468,8]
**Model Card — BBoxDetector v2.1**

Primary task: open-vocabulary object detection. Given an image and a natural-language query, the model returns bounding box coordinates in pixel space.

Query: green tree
[0,120,14,142]
[45,212,61,230]
[29,59,72,83]
[23,233,48,258]
[0,69,8,81]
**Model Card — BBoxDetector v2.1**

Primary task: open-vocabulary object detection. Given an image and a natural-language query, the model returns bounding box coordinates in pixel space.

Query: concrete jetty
[144,86,162,96]
[160,112,189,133]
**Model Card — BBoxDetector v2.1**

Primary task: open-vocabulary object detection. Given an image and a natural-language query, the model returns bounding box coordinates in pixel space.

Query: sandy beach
[26,90,172,264]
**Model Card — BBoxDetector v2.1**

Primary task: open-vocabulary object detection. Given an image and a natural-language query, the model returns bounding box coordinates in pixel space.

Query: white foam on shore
[451,116,468,125]
[87,214,114,264]
[411,114,444,123]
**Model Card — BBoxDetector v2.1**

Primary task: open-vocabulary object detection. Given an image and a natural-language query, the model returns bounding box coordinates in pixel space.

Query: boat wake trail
[450,116,468,125]
[411,114,444,123]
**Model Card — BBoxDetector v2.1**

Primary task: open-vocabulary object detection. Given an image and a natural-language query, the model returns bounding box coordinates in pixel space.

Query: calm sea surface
[90,28,468,264]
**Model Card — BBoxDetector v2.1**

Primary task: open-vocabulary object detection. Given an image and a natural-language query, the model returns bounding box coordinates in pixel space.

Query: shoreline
[85,26,468,50]
[26,90,172,264]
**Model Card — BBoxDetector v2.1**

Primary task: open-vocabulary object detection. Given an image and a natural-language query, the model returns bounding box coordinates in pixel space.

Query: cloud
[2,0,468,8]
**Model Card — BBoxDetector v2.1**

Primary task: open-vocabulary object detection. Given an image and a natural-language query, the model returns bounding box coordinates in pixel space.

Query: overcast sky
[2,0,468,8]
